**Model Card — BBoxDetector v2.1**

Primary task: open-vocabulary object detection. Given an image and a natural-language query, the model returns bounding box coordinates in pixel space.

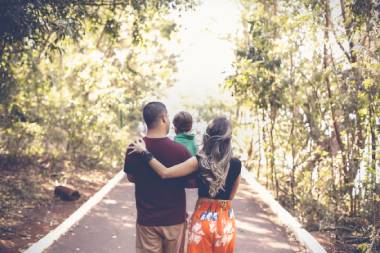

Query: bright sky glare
[161,0,242,114]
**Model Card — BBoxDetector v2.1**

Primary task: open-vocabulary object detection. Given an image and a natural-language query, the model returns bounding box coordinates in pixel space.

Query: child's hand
[128,138,147,154]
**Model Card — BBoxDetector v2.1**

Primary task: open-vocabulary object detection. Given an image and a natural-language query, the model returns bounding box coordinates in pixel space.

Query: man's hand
[185,178,198,188]
[127,174,136,183]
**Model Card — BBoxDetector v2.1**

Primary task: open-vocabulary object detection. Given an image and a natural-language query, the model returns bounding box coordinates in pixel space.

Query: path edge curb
[23,169,125,253]
[241,167,327,253]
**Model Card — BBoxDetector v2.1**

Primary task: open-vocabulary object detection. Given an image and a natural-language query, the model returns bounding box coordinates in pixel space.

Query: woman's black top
[196,156,242,200]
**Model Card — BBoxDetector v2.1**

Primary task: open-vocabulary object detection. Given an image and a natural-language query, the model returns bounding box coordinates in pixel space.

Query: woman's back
[197,157,242,200]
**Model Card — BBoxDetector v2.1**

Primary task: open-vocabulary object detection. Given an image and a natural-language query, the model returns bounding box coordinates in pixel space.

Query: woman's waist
[195,198,232,210]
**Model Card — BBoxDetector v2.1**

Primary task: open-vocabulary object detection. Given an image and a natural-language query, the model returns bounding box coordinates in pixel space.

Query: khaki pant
[136,222,187,253]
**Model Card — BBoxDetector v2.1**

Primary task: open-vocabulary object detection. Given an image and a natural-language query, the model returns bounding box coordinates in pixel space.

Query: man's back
[124,136,191,226]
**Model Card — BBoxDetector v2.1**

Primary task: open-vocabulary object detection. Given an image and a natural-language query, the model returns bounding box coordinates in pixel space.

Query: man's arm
[181,147,198,188]
[127,173,136,183]
[124,146,139,183]
[184,172,198,188]
[229,175,241,199]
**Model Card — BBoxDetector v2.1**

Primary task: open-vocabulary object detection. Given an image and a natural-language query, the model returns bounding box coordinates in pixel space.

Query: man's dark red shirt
[124,136,191,226]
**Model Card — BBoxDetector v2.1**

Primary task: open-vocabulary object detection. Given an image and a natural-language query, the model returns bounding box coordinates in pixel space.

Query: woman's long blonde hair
[197,117,233,197]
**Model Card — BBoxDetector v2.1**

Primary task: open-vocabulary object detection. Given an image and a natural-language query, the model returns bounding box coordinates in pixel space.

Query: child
[173,111,198,156]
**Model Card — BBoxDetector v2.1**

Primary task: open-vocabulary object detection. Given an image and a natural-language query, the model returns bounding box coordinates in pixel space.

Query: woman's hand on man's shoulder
[128,138,147,155]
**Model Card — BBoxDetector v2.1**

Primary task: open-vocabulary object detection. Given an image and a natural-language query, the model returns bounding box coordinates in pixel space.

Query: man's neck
[146,129,167,138]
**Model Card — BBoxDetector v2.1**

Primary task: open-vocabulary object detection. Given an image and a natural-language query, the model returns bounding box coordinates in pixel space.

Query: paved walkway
[45,177,299,253]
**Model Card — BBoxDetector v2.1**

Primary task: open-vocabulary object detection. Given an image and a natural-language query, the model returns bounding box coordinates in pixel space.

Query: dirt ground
[0,156,117,253]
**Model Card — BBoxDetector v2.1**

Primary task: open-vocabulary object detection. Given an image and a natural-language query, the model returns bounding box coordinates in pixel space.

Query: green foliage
[228,0,380,251]
[226,6,283,110]
[0,0,195,114]
[0,2,189,170]
[0,0,193,51]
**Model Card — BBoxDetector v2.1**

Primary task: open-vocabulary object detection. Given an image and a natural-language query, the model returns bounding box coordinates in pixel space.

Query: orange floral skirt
[187,198,236,253]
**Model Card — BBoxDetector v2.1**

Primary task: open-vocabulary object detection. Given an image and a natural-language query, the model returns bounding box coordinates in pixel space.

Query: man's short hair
[173,111,193,133]
[143,102,167,129]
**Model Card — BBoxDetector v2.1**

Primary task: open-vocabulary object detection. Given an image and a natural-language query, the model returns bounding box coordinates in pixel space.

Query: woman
[129,116,241,253]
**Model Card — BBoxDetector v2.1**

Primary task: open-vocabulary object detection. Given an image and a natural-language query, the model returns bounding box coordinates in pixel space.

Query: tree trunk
[324,0,354,214]
[262,108,269,189]
[290,44,296,210]
[256,112,262,179]
[290,108,296,210]
[369,97,379,252]
[269,106,278,198]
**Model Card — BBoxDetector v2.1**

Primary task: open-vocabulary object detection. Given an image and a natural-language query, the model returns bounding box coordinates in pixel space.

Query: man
[124,102,193,253]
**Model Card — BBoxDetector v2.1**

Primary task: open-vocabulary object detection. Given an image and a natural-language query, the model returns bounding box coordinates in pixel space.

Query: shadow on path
[46,177,298,253]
